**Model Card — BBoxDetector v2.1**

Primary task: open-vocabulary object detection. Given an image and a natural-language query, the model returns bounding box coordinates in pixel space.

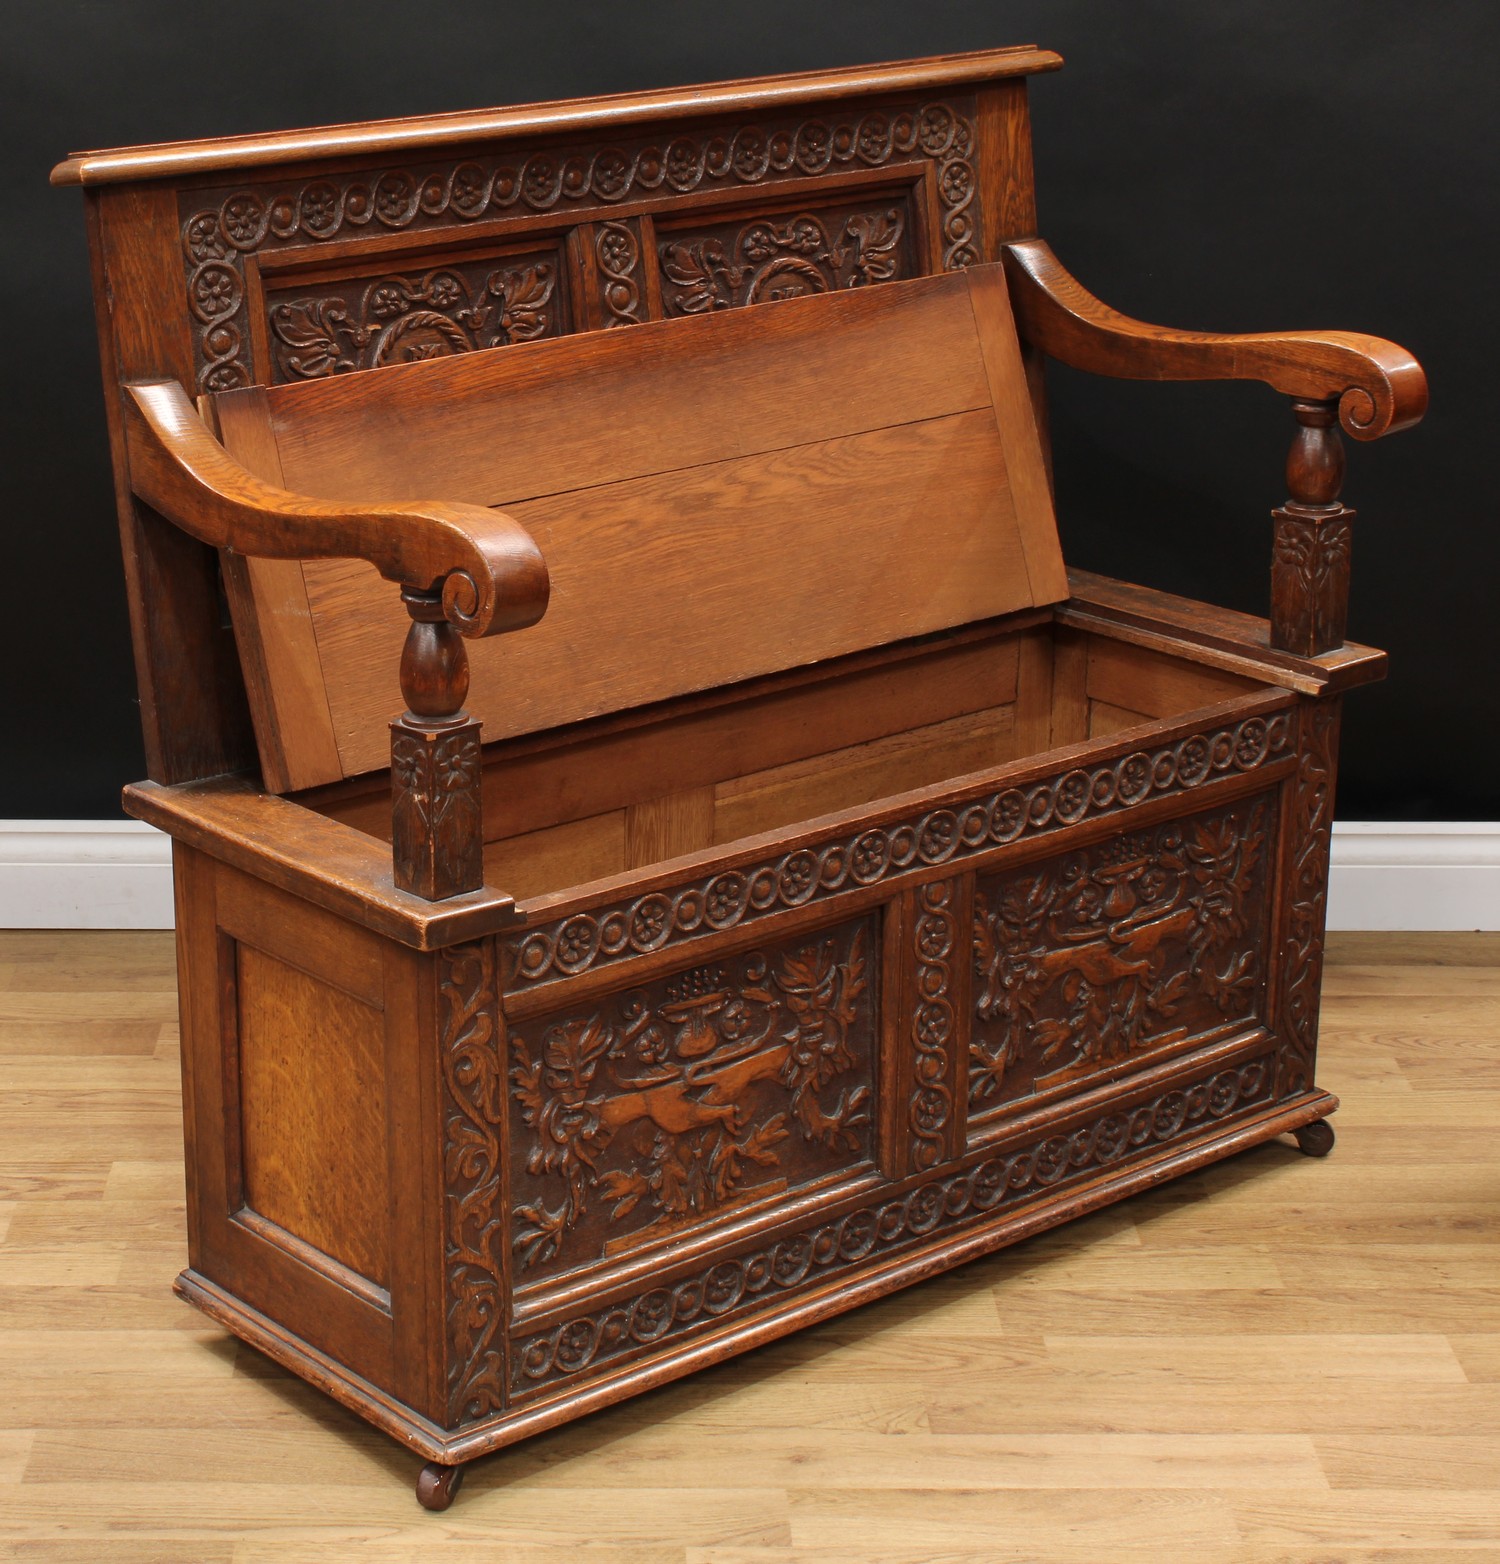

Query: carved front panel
[509,915,877,1283]
[512,1053,1275,1397]
[263,245,567,382]
[657,192,917,316]
[969,796,1274,1123]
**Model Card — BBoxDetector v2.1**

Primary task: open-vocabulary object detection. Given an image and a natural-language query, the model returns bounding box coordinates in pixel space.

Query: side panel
[173,847,442,1418]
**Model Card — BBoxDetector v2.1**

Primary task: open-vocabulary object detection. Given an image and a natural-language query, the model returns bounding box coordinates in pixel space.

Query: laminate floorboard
[1,930,1496,1561]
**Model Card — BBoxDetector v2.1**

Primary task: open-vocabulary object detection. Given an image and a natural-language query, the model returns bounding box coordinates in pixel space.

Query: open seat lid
[210,261,1066,791]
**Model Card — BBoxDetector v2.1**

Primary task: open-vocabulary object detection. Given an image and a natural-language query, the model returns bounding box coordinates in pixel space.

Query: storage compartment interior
[303,616,1268,903]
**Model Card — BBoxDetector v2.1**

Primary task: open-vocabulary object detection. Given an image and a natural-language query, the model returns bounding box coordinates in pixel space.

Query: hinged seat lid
[211,261,1066,791]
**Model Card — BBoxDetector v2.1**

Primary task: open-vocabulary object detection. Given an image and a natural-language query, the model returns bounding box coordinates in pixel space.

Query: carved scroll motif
[909,880,958,1171]
[179,100,978,389]
[1276,700,1342,1095]
[509,919,876,1278]
[512,1055,1275,1395]
[594,221,645,326]
[660,204,909,316]
[266,257,561,382]
[507,711,1294,989]
[969,800,1272,1116]
[440,939,507,1426]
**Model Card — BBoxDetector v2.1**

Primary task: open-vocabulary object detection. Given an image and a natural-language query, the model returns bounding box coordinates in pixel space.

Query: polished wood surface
[1003,239,1428,440]
[59,48,1426,1510]
[72,53,1046,791]
[213,263,1064,789]
[51,45,1063,185]
[2,930,1496,1557]
[128,381,550,641]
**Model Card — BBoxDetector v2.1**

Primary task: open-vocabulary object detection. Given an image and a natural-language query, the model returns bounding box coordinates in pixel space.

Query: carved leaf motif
[970,801,1271,1111]
[513,1200,568,1269]
[439,941,506,1427]
[509,919,875,1272]
[488,263,556,344]
[514,1056,1275,1394]
[838,208,905,285]
[661,240,733,313]
[268,298,356,378]
[541,1013,616,1098]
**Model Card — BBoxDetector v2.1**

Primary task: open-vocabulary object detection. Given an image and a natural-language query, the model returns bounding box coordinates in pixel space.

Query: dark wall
[7,1,1495,819]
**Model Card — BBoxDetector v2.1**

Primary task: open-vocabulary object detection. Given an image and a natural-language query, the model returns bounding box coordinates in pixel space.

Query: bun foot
[1293,1118,1336,1158]
[416,1460,466,1511]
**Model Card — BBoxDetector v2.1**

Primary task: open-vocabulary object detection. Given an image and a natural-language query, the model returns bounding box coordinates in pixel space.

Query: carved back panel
[57,48,1061,786]
[211,263,1065,789]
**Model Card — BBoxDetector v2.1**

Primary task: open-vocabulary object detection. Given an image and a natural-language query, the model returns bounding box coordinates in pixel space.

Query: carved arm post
[120,380,550,900]
[1001,240,1427,652]
[392,589,483,898]
[1272,398,1352,656]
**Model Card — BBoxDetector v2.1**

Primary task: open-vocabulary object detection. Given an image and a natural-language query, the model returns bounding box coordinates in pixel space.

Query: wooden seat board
[246,270,998,508]
[213,263,1066,789]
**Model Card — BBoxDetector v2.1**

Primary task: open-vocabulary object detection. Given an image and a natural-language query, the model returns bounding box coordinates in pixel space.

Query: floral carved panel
[657,193,916,316]
[440,939,507,1427]
[511,1054,1275,1396]
[1276,699,1341,1096]
[969,797,1274,1120]
[509,915,877,1282]
[178,98,977,390]
[263,248,566,382]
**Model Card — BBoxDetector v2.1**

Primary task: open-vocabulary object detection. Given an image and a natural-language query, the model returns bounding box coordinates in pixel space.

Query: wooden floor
[1,931,1497,1561]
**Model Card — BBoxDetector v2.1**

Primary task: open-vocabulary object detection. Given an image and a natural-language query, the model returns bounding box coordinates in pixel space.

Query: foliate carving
[1271,510,1353,656]
[507,712,1294,989]
[266,256,561,381]
[512,1056,1274,1393]
[594,222,645,326]
[970,800,1272,1116]
[660,203,909,316]
[1272,512,1351,596]
[391,719,483,900]
[1277,701,1342,1094]
[179,99,976,388]
[909,881,958,1171]
[440,940,506,1426]
[509,919,875,1279]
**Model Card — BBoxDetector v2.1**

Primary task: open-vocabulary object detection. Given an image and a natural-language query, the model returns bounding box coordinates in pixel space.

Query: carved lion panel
[969,796,1274,1120]
[509,915,877,1282]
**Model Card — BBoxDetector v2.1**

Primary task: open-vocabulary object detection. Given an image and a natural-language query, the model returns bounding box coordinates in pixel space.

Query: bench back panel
[214,262,1065,789]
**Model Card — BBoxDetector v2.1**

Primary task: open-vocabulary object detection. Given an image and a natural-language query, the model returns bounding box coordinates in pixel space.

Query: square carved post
[1270,399,1355,656]
[391,588,484,900]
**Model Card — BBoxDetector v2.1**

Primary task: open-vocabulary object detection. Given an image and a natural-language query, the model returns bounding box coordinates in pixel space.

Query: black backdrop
[7,1,1496,820]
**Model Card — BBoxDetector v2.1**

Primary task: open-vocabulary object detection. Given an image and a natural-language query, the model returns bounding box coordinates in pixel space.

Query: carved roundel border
[179,98,980,392]
[506,711,1295,991]
[510,1054,1275,1395]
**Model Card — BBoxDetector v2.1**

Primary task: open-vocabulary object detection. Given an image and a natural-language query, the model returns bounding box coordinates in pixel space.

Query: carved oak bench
[54,46,1426,1508]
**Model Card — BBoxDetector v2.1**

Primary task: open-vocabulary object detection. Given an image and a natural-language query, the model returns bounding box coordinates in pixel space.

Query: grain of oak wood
[2,930,1497,1561]
[214,265,1066,787]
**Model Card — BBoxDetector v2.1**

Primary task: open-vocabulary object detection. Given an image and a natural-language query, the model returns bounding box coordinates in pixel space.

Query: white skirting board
[0,819,1496,932]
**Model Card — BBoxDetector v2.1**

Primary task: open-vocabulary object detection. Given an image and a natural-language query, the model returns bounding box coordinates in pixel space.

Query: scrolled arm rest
[124,379,549,637]
[1002,240,1427,441]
